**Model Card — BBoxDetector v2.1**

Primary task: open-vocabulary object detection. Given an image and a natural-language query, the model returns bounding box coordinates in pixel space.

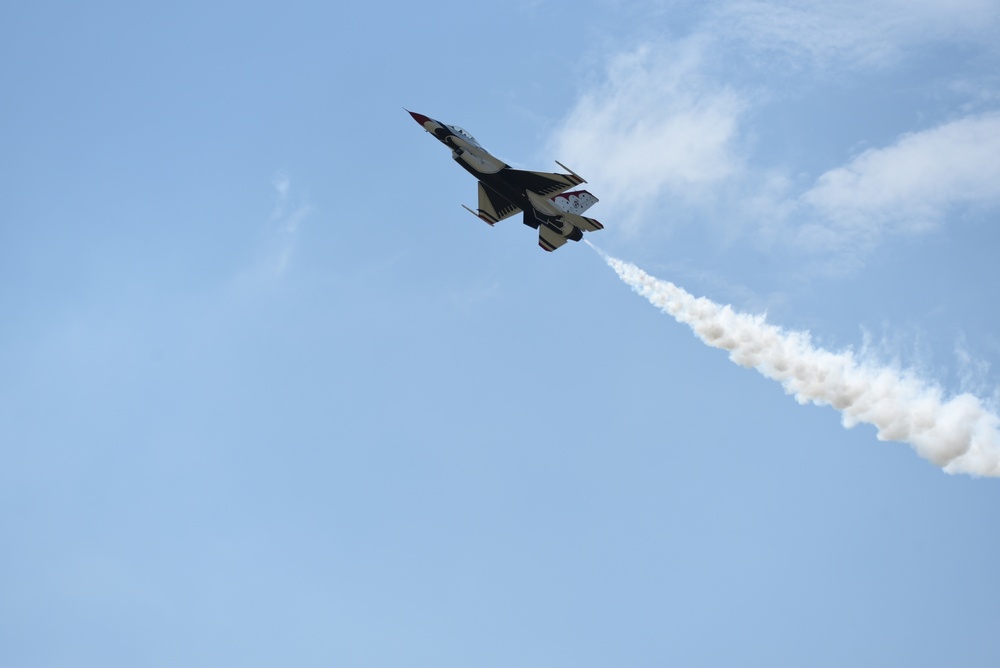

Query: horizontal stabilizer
[538,224,570,252]
[558,209,603,233]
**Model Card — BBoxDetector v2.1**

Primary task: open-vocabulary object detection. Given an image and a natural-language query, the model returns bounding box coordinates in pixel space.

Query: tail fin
[550,189,599,215]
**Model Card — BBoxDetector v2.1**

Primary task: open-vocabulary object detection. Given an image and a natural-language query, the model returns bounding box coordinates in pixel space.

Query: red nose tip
[407,110,432,126]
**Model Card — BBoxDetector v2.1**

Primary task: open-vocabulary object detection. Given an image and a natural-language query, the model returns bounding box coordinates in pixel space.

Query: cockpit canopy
[447,125,481,148]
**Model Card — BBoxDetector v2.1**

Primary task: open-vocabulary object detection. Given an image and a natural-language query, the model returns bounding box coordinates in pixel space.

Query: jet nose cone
[407,110,433,126]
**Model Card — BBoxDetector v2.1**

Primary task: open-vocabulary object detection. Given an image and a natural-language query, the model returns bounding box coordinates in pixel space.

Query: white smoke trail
[595,247,1000,477]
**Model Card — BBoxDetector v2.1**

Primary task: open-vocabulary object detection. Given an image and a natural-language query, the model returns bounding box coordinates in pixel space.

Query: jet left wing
[503,167,585,198]
[475,182,521,225]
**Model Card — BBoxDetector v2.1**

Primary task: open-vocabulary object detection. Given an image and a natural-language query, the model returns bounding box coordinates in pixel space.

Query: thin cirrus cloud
[549,39,746,229]
[268,173,313,277]
[796,112,1000,254]
[712,0,1000,69]
[550,1,1000,261]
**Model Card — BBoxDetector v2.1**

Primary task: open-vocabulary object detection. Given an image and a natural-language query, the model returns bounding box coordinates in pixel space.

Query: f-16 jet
[407,110,603,251]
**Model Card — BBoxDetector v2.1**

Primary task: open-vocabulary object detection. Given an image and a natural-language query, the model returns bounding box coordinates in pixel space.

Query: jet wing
[475,182,521,225]
[503,168,585,198]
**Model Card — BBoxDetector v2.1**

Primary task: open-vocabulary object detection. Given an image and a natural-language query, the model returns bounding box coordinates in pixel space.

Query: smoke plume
[597,248,1000,477]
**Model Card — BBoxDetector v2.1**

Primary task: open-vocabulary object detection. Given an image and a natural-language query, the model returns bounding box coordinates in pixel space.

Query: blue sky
[3,0,1000,665]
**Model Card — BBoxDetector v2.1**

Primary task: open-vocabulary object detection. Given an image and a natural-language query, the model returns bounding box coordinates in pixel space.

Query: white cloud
[549,39,746,229]
[713,0,1000,70]
[274,174,290,201]
[955,333,994,400]
[268,174,313,277]
[796,113,1000,254]
[548,2,1000,265]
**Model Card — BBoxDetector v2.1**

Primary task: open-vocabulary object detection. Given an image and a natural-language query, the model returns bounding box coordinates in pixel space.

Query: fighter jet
[407,110,603,252]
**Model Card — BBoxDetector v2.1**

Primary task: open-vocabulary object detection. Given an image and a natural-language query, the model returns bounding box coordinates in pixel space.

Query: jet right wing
[503,168,585,198]
[474,182,521,225]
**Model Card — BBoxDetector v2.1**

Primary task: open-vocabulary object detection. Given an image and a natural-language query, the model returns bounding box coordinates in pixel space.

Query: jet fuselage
[408,112,556,227]
[408,110,603,251]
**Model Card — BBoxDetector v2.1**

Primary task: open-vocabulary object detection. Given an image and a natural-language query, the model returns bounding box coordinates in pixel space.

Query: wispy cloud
[449,279,502,310]
[268,173,313,277]
[955,333,995,403]
[712,0,1000,70]
[739,113,1000,274]
[550,1,1000,267]
[794,113,1000,255]
[550,39,747,230]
